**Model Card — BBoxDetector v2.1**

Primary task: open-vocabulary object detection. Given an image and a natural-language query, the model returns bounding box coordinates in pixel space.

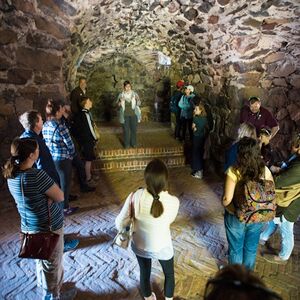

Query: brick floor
[0,167,299,300]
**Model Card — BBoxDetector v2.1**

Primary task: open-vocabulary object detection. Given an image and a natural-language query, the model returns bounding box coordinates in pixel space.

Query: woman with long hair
[42,99,77,216]
[191,100,208,179]
[222,137,274,270]
[3,138,76,299]
[115,159,179,300]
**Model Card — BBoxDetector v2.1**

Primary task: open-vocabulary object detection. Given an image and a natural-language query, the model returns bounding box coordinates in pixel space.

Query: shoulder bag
[18,173,59,260]
[113,191,136,249]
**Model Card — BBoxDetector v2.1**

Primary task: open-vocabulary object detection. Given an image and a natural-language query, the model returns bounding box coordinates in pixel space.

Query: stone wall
[0,0,72,169]
[1,0,300,174]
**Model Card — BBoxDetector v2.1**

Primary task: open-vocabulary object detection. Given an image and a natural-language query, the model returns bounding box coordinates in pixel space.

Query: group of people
[114,90,299,299]
[2,77,102,299]
[2,75,299,300]
[170,81,210,179]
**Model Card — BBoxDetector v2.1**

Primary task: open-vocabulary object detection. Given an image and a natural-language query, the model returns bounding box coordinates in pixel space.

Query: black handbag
[18,174,59,260]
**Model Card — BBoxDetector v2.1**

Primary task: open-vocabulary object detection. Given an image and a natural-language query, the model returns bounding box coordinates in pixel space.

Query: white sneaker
[192,170,203,179]
[144,292,156,300]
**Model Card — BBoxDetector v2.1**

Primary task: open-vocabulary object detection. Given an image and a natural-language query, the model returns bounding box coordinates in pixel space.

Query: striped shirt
[42,119,75,160]
[7,169,64,232]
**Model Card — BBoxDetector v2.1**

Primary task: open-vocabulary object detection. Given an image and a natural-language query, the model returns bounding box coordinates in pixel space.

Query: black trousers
[123,115,137,148]
[136,255,175,298]
[180,117,193,141]
[72,153,86,188]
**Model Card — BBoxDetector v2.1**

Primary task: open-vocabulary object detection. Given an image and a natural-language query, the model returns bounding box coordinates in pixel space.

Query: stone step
[94,122,186,171]
[98,145,184,160]
[93,154,185,172]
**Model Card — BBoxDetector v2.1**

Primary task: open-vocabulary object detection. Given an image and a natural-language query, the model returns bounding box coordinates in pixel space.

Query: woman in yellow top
[222,137,274,270]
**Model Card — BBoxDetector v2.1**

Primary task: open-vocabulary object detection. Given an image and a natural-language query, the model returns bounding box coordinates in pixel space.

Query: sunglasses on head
[260,128,271,136]
[248,96,261,102]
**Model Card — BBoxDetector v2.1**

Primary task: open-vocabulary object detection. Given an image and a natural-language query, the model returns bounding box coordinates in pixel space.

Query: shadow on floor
[76,233,113,250]
[74,287,139,300]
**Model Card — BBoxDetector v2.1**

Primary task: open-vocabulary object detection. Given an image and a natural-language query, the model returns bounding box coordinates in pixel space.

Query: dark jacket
[72,109,97,145]
[70,86,86,115]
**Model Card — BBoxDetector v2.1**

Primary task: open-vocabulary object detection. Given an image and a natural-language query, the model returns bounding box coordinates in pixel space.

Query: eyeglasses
[204,278,283,300]
[248,96,261,102]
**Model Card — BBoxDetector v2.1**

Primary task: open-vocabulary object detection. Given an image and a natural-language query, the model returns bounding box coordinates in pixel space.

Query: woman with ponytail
[3,138,77,299]
[116,159,179,300]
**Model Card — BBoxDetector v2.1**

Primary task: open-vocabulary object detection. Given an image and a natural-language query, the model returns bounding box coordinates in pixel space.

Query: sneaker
[86,178,97,187]
[144,292,156,300]
[262,254,288,265]
[80,184,96,193]
[64,239,79,252]
[191,170,203,179]
[60,288,77,300]
[69,194,78,202]
[63,206,79,216]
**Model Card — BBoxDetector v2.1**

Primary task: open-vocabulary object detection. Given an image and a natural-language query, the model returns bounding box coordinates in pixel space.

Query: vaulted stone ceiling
[0,0,300,165]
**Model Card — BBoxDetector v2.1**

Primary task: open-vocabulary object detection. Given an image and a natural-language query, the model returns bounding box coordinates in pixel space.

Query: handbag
[113,191,135,249]
[18,174,59,260]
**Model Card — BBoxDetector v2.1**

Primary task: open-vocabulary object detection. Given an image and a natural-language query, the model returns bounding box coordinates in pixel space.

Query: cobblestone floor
[1,167,299,300]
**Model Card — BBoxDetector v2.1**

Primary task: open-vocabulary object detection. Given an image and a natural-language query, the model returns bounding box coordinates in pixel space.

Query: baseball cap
[176,80,185,88]
[186,85,194,93]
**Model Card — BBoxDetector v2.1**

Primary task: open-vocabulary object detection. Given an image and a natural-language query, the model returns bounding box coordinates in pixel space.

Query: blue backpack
[170,92,182,113]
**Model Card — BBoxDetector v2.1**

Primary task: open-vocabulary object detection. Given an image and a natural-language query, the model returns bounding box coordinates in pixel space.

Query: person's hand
[270,165,281,174]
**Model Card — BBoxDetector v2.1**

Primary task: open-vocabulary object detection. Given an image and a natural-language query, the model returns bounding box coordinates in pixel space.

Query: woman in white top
[116,80,141,148]
[222,137,275,270]
[116,159,179,300]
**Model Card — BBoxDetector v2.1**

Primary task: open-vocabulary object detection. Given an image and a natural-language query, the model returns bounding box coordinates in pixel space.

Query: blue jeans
[54,159,72,209]
[260,216,294,260]
[224,210,264,270]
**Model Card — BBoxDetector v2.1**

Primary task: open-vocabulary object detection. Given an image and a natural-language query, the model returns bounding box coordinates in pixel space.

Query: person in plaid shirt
[42,99,78,216]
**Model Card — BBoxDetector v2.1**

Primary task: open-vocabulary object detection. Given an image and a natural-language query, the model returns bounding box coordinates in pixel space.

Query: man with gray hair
[19,110,60,184]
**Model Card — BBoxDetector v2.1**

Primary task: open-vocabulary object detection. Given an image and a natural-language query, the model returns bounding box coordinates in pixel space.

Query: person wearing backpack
[169,80,184,140]
[222,137,275,270]
[260,133,300,264]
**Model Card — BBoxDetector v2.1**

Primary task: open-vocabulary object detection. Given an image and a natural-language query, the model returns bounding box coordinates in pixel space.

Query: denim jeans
[224,210,264,270]
[36,227,64,300]
[260,216,294,260]
[54,159,72,209]
[136,255,175,298]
